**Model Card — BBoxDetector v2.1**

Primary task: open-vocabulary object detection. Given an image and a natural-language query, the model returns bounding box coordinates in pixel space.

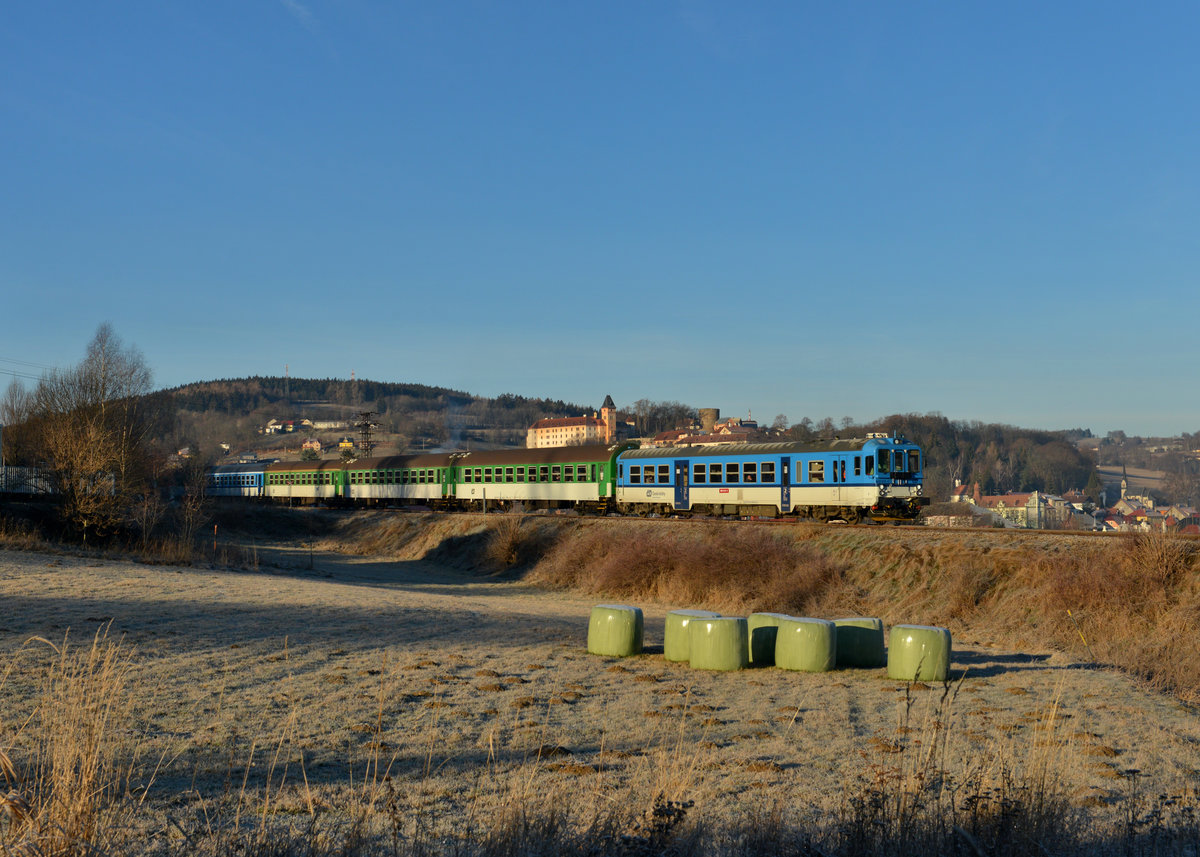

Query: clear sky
[2,2,1197,437]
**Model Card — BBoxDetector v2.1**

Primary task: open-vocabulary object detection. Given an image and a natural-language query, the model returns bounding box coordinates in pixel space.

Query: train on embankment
[208,433,928,522]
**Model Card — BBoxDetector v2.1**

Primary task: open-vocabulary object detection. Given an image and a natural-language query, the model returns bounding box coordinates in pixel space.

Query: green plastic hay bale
[663,609,721,662]
[587,604,644,657]
[747,612,792,665]
[688,617,749,672]
[833,617,886,668]
[887,624,952,682]
[775,617,837,673]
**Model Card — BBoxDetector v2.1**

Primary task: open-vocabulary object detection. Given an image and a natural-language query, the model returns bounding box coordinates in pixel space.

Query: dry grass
[4,513,1200,854]
[530,522,843,614]
[0,628,139,855]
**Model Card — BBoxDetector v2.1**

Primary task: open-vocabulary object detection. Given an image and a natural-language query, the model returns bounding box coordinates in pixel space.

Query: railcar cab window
[709,463,722,483]
[877,450,892,474]
[808,460,825,483]
[743,463,757,483]
[693,464,706,484]
[865,455,874,476]
[909,451,920,472]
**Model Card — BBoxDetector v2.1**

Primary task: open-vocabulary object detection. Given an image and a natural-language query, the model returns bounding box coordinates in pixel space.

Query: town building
[526,396,618,448]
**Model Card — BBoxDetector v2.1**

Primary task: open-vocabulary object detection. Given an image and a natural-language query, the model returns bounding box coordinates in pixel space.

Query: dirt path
[1,546,1197,831]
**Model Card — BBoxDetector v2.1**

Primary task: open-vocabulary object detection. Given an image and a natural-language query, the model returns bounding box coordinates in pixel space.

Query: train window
[762,462,775,483]
[726,463,739,483]
[710,463,722,483]
[527,468,537,483]
[693,464,706,483]
[743,463,757,483]
[579,465,589,481]
[877,450,891,474]
[831,461,838,482]
[516,466,525,481]
[629,465,641,484]
[505,467,514,483]
[474,468,483,481]
[658,465,670,483]
[910,451,920,472]
[865,456,874,476]
[854,456,861,476]
[809,461,825,483]
[552,465,562,482]
[564,466,574,483]
[841,461,847,482]
[540,466,549,481]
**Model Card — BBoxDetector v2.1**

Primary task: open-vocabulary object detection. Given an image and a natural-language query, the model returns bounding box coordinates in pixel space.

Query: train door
[673,459,689,511]
[780,457,791,513]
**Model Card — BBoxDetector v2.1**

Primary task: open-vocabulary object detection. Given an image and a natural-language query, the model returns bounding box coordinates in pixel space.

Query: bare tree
[27,325,155,541]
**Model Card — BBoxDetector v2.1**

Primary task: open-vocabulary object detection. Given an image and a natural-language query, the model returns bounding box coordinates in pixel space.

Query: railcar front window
[809,461,825,483]
[910,451,921,472]
[877,450,891,474]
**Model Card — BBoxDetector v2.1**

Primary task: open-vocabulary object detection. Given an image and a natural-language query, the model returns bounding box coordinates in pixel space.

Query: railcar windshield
[876,450,891,474]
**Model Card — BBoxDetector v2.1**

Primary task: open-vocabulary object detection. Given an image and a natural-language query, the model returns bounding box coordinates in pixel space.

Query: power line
[0,368,42,382]
[0,356,58,372]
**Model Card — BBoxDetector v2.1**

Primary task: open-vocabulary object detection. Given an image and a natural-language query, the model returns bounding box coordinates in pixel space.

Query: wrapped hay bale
[587,604,643,657]
[664,609,721,662]
[747,612,792,665]
[688,617,749,672]
[775,617,837,673]
[833,617,886,668]
[887,624,951,682]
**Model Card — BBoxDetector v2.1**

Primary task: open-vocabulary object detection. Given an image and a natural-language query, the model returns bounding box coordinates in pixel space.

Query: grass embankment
[528,521,1200,701]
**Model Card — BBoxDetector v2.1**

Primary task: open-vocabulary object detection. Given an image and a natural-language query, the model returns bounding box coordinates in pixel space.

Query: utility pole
[354,410,378,458]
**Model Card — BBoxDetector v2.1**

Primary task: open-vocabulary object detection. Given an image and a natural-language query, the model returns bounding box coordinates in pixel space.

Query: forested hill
[860,414,1098,502]
[163,377,588,453]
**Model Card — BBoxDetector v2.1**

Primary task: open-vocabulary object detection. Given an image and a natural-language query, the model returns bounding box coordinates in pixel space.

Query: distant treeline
[850,414,1099,503]
[163,377,590,453]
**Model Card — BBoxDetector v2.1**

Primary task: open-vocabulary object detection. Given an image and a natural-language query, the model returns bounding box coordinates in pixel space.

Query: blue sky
[2,2,1197,436]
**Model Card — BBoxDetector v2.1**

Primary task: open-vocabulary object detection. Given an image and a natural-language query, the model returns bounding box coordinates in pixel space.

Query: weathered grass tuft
[0,628,138,855]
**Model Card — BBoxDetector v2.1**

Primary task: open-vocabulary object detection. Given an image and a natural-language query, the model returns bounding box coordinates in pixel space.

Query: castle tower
[600,394,616,444]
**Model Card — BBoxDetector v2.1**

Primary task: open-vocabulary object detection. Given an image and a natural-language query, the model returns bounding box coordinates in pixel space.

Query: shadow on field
[0,590,584,653]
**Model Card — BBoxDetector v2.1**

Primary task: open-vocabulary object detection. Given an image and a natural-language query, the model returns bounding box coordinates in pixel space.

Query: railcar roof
[456,443,626,466]
[347,452,460,469]
[212,462,270,474]
[267,459,358,473]
[620,438,895,459]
